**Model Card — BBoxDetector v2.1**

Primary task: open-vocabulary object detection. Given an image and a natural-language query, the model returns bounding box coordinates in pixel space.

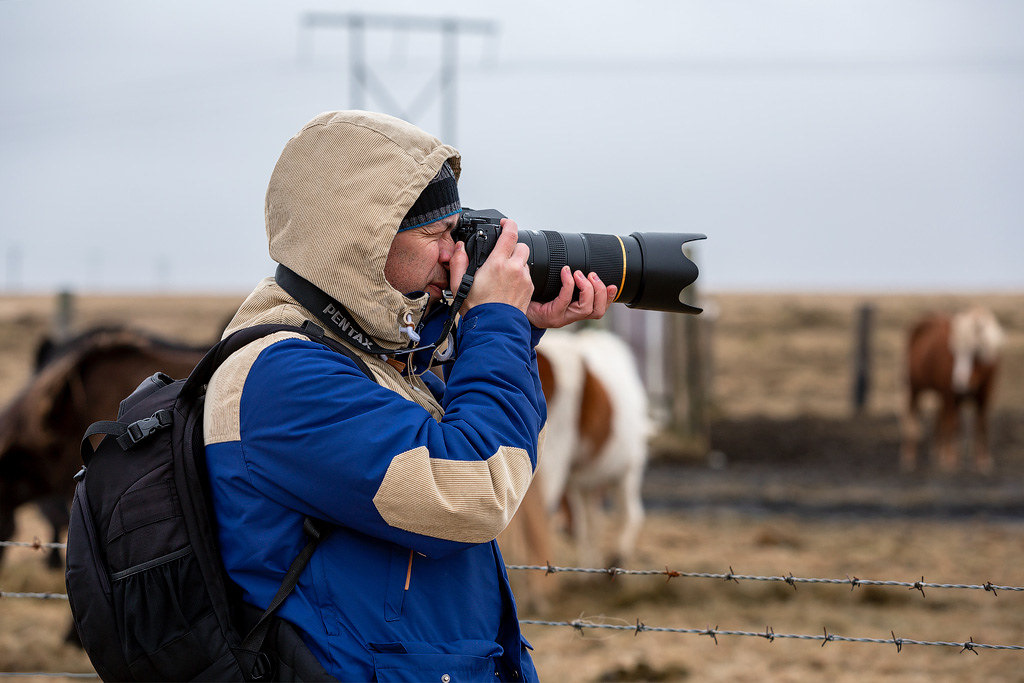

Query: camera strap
[276,264,407,357]
[275,264,470,361]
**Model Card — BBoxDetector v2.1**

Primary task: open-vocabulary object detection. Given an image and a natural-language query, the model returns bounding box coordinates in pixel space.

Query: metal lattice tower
[301,12,499,145]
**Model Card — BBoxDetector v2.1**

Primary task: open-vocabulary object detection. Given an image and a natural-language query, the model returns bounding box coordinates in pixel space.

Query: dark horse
[0,327,208,568]
[900,308,1004,474]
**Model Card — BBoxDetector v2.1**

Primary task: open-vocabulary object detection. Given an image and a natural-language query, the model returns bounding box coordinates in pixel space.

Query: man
[203,110,615,681]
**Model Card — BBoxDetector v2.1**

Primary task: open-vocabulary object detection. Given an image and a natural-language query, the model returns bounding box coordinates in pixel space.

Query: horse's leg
[36,496,70,569]
[936,395,960,472]
[565,485,595,567]
[900,389,922,472]
[498,481,553,614]
[588,486,612,567]
[0,502,14,567]
[973,392,994,475]
[609,467,645,568]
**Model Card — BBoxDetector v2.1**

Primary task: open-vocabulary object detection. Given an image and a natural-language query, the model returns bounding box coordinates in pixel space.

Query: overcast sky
[2,0,1022,294]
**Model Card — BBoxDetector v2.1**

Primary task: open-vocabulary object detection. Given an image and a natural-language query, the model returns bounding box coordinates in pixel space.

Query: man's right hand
[448,218,534,314]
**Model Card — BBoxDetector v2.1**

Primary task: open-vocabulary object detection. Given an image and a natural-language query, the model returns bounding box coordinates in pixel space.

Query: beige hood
[263,110,461,346]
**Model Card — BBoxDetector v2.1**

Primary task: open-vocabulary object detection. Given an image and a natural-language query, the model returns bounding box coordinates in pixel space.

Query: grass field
[1,291,1022,681]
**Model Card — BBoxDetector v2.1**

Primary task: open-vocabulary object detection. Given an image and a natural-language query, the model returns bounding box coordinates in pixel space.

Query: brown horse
[0,327,208,567]
[901,308,1004,473]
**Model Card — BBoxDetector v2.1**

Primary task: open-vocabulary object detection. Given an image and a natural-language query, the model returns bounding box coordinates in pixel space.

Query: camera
[453,209,706,314]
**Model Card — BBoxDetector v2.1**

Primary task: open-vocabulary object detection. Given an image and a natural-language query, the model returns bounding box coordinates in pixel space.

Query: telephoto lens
[458,209,705,314]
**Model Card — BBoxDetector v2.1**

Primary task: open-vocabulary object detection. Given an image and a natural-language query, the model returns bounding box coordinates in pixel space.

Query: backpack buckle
[117,410,173,449]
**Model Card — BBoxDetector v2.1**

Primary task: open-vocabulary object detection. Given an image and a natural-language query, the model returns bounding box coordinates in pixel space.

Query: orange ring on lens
[614,236,626,301]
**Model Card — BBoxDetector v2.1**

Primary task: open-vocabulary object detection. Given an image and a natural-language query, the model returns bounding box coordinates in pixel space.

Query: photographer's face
[384,214,460,303]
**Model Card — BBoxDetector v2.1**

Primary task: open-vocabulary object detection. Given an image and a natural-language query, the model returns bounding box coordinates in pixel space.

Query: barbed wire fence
[504,563,1023,596]
[0,674,97,679]
[511,560,1024,654]
[4,537,1024,679]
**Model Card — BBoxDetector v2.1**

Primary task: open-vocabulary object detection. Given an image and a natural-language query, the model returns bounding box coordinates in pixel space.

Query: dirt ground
[1,291,1023,681]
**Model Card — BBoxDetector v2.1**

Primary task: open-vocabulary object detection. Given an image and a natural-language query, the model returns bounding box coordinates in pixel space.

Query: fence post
[683,273,708,443]
[662,250,709,458]
[54,289,75,342]
[852,302,875,415]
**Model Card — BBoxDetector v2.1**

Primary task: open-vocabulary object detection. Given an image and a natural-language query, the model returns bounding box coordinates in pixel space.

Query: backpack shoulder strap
[179,321,376,405]
[235,519,331,679]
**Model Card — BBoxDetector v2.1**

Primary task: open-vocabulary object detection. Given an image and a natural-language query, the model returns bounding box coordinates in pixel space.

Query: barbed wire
[1,621,1019,680]
[5,540,1022,597]
[0,673,97,679]
[520,618,1024,653]
[0,539,65,551]
[505,563,1024,596]
[0,591,68,600]
[3,584,1023,678]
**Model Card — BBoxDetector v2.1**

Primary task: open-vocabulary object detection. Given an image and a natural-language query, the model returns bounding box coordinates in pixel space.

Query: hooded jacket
[203,111,544,681]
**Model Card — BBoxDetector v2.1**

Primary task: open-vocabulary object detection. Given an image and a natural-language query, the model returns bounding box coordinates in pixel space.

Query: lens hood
[628,232,706,314]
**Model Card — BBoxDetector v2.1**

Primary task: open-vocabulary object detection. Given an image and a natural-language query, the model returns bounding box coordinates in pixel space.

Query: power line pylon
[302,12,498,144]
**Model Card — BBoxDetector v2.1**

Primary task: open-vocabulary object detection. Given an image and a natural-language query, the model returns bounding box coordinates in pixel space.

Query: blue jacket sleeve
[235,303,545,558]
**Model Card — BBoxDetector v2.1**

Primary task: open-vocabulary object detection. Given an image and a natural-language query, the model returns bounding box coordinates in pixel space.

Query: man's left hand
[525,266,617,329]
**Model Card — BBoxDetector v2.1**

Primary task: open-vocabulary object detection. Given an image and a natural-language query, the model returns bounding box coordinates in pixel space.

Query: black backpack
[65,321,374,681]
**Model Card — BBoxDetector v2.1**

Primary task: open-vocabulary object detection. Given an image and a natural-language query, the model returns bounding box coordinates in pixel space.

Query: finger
[605,284,618,310]
[511,242,531,269]
[494,218,520,257]
[449,241,468,289]
[573,270,594,313]
[549,265,574,310]
[588,273,608,317]
[591,285,616,319]
[525,266,572,328]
